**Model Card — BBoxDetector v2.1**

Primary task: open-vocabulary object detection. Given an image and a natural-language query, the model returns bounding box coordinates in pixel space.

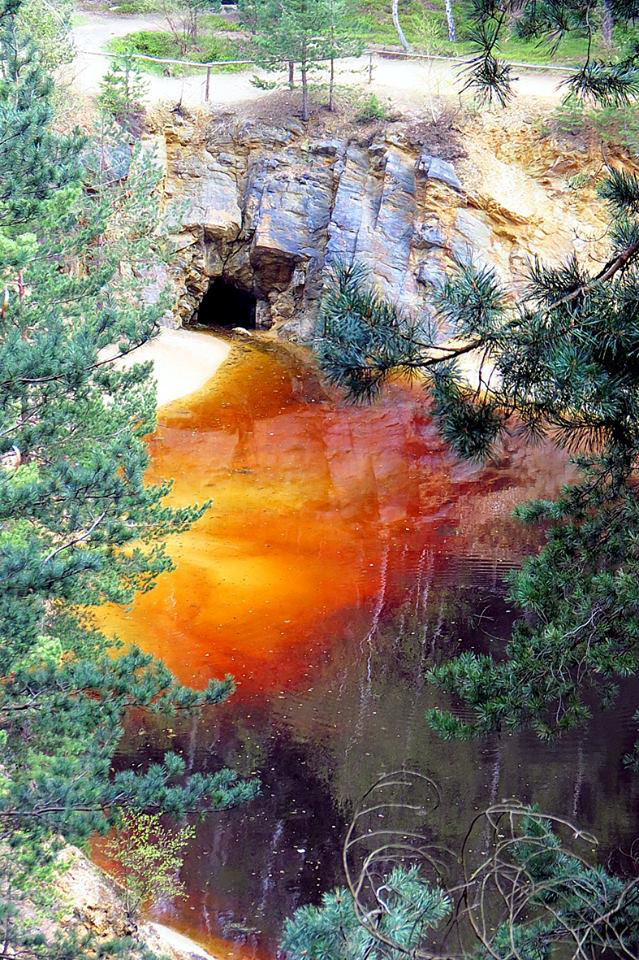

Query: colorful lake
[100,334,639,958]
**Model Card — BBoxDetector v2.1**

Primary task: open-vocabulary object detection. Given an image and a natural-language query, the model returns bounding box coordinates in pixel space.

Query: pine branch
[549,236,639,308]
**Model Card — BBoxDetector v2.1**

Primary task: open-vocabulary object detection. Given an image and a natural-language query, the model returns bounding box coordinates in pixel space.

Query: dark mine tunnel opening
[195,277,257,329]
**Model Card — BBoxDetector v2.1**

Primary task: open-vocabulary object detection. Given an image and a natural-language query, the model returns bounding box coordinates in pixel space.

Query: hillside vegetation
[102,0,631,70]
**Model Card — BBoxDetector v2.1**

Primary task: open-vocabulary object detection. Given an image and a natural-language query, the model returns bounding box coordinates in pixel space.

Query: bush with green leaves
[199,33,246,61]
[591,101,639,151]
[115,0,154,12]
[550,94,587,135]
[112,29,177,58]
[566,170,592,189]
[159,0,210,55]
[356,92,388,122]
[16,0,74,71]
[106,813,195,924]
[406,5,443,52]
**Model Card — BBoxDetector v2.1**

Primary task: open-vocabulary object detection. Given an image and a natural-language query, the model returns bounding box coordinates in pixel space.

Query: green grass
[450,30,594,64]
[352,0,603,66]
[106,0,628,79]
[109,0,155,13]
[200,13,244,32]
[545,97,639,151]
[108,28,249,74]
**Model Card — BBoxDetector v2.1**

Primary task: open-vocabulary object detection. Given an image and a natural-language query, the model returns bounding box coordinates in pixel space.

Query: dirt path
[71,10,566,111]
[72,12,273,105]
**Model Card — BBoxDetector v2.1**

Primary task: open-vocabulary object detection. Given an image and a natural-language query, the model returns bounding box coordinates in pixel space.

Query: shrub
[113,29,177,58]
[113,0,154,12]
[551,94,586,135]
[356,92,388,123]
[406,6,443,52]
[201,12,243,31]
[106,812,195,924]
[196,34,247,68]
[591,103,639,153]
[199,34,236,60]
[566,170,592,190]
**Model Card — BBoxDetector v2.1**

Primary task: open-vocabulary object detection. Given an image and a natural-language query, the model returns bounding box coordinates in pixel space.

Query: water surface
[103,335,639,958]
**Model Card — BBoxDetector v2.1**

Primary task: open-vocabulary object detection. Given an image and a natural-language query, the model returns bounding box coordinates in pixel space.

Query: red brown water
[101,334,639,958]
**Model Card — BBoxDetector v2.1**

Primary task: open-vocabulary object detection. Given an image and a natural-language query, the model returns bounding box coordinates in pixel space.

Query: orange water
[96,334,599,957]
[98,336,567,698]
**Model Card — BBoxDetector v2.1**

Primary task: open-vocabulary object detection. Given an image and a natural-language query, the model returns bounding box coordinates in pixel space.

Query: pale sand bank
[57,846,222,960]
[114,329,232,407]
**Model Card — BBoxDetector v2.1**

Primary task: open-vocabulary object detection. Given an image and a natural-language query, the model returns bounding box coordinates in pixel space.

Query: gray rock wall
[155,115,533,341]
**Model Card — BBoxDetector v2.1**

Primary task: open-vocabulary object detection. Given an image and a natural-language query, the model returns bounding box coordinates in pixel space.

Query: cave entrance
[195,277,257,329]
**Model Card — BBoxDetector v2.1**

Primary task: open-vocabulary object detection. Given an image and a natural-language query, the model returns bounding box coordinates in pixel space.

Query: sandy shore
[114,328,231,408]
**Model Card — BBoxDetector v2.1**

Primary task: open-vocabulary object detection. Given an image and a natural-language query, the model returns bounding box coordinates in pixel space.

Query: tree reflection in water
[103,337,639,958]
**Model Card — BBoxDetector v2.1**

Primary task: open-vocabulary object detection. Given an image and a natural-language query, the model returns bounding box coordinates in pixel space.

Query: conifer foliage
[315,0,639,766]
[250,0,359,120]
[282,774,639,960]
[282,817,639,960]
[460,0,639,106]
[317,160,639,758]
[98,54,148,136]
[0,3,256,955]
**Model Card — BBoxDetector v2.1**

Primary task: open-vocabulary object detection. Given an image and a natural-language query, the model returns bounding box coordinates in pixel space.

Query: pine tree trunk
[288,60,295,88]
[444,0,456,41]
[329,57,335,111]
[328,17,336,112]
[602,0,614,47]
[301,62,309,121]
[125,61,131,112]
[392,0,410,51]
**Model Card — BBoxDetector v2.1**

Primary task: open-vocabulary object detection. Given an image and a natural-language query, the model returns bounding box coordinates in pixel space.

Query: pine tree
[312,0,639,762]
[282,806,639,960]
[16,0,74,72]
[98,55,148,137]
[316,159,639,760]
[460,0,639,106]
[254,0,333,121]
[0,3,257,955]
[282,867,451,960]
[324,0,361,111]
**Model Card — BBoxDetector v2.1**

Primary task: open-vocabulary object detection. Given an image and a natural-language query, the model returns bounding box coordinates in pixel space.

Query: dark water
[107,336,639,960]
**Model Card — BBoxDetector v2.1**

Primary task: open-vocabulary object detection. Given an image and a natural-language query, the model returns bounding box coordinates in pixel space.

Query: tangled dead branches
[342,770,639,960]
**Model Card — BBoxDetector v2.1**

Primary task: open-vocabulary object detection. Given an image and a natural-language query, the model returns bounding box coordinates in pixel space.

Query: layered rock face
[148,112,608,341]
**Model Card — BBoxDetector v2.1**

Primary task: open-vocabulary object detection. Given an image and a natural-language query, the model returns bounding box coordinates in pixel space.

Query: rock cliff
[145,108,613,341]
